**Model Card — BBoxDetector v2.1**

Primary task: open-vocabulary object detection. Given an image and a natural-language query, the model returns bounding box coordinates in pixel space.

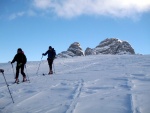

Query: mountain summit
[85,38,135,55]
[57,42,84,58]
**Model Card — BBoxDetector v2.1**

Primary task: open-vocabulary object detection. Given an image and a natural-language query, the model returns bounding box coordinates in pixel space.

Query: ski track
[115,73,144,113]
[127,72,150,113]
[65,79,84,113]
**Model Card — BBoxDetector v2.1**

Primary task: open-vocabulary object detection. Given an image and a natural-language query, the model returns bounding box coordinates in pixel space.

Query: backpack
[52,48,56,59]
[19,51,27,64]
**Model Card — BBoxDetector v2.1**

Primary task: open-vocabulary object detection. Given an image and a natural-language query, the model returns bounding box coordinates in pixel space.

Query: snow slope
[0,55,150,113]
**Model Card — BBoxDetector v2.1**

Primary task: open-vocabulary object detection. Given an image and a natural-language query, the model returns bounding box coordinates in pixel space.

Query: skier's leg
[15,66,20,82]
[49,60,53,74]
[48,59,53,74]
[47,58,51,73]
[21,64,27,82]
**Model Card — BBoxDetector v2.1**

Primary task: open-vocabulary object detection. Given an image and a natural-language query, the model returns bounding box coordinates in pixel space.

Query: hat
[49,46,52,49]
[18,48,22,51]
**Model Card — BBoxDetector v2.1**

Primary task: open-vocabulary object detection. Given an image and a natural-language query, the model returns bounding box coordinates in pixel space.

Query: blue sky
[0,0,150,63]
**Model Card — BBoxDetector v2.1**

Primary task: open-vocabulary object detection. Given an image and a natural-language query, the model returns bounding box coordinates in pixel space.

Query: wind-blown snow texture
[0,55,150,113]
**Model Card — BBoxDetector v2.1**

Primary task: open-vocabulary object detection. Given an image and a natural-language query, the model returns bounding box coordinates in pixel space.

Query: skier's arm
[42,50,48,56]
[11,55,17,64]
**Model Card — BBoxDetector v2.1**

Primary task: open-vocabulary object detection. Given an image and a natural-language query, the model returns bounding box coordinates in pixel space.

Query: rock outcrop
[57,42,84,58]
[85,38,135,55]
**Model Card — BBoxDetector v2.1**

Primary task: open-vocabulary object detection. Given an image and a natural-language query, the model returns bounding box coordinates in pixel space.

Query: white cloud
[33,0,52,9]
[27,10,37,16]
[8,10,38,20]
[9,12,25,20]
[33,0,150,18]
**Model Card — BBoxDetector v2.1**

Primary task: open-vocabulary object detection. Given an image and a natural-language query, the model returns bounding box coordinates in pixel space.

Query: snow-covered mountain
[0,55,150,113]
[85,38,135,55]
[57,42,84,58]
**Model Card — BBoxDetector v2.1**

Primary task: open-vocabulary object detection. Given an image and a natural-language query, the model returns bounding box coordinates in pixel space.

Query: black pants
[47,58,53,71]
[16,64,26,79]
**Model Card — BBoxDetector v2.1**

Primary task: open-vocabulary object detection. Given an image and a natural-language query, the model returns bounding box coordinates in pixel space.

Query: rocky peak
[85,38,135,55]
[67,42,84,56]
[57,42,84,58]
[84,47,96,55]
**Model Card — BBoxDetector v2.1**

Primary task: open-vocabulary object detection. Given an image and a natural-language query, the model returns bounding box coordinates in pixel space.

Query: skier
[11,48,27,83]
[42,46,56,74]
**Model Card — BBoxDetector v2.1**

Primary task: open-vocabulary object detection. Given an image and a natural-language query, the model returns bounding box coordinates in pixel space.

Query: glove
[42,53,45,56]
[18,63,22,67]
[11,62,13,64]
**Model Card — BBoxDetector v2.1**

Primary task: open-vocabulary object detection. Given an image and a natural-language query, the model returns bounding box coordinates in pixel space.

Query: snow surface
[0,55,150,113]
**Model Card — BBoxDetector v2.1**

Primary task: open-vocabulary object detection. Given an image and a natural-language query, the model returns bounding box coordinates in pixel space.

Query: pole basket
[0,69,4,73]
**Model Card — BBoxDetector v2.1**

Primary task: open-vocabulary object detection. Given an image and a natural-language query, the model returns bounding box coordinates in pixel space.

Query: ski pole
[53,62,55,74]
[11,63,15,79]
[0,69,15,103]
[25,64,30,83]
[36,55,43,75]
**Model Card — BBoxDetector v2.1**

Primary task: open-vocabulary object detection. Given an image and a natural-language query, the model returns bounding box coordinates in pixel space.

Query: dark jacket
[12,53,27,65]
[43,49,56,59]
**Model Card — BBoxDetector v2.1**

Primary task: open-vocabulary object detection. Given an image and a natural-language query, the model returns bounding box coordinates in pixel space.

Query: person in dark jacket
[42,46,56,74]
[11,48,27,83]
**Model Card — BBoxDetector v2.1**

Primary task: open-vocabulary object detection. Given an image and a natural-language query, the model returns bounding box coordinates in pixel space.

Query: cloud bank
[33,0,150,18]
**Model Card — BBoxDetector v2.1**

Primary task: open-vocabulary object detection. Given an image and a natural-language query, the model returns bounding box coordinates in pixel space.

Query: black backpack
[52,48,56,59]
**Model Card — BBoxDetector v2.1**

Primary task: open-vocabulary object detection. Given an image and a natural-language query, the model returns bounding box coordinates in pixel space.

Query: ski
[42,73,53,76]
[10,80,29,85]
[42,73,48,76]
[12,82,19,84]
